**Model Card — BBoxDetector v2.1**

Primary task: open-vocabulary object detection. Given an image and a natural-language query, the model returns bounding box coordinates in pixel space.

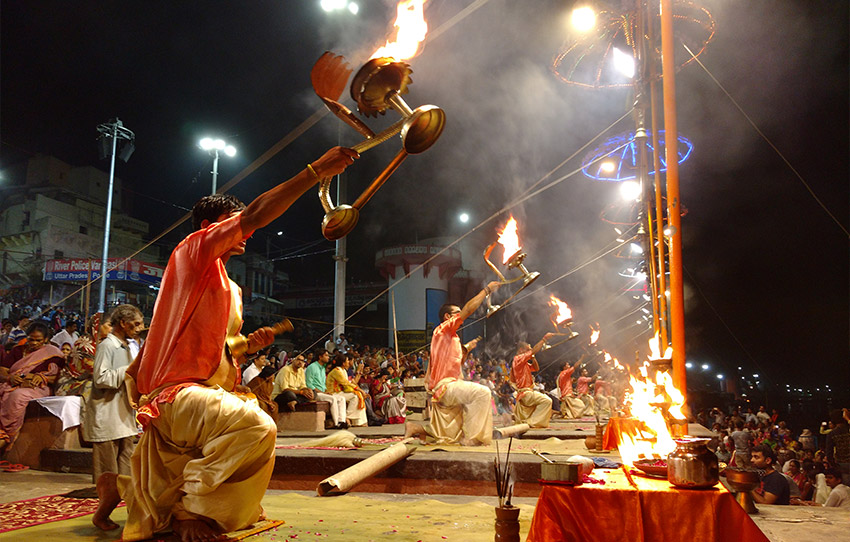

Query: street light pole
[95,118,135,316]
[199,138,236,195]
[211,148,220,194]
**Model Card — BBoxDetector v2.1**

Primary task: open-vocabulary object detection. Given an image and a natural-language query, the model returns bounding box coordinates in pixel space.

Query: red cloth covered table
[526,469,768,542]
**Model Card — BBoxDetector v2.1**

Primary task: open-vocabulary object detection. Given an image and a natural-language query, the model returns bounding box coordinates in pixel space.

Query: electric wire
[682,43,849,238]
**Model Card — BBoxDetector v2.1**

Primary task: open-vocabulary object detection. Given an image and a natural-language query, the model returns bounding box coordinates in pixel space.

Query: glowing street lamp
[570,6,596,33]
[199,138,236,194]
[458,212,470,224]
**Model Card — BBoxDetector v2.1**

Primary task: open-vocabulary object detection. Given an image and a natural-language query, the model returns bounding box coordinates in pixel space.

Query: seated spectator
[247,364,279,418]
[4,315,30,349]
[370,369,406,424]
[55,315,111,398]
[325,353,367,427]
[751,444,791,505]
[242,351,270,386]
[799,460,816,501]
[799,428,816,451]
[0,319,12,346]
[50,319,80,349]
[823,466,850,507]
[272,354,313,413]
[0,322,65,453]
[303,349,347,429]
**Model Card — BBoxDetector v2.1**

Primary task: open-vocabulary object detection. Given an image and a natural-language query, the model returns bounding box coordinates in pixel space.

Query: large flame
[497,216,522,264]
[617,359,686,467]
[648,331,672,360]
[371,0,428,60]
[549,295,572,324]
[589,323,600,345]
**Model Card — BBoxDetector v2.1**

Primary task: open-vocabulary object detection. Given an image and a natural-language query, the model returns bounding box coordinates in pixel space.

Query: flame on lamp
[617,358,686,467]
[589,323,600,345]
[371,0,429,60]
[549,295,572,325]
[497,216,522,264]
[648,331,672,360]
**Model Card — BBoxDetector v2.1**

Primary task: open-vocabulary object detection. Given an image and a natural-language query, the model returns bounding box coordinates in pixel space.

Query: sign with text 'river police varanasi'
[44,258,164,286]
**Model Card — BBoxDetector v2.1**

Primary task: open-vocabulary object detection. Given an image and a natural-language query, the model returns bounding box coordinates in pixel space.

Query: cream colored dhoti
[117,386,277,542]
[513,389,553,428]
[425,379,493,445]
[560,396,586,419]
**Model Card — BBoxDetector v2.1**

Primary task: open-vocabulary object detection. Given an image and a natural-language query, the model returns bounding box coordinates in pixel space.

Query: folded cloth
[591,457,620,469]
[34,396,81,431]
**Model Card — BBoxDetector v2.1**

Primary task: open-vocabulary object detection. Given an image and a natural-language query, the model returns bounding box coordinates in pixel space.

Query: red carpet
[0,494,124,533]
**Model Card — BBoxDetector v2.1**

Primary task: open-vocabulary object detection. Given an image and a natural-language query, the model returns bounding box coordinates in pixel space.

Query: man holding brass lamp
[93,146,358,542]
[406,281,501,446]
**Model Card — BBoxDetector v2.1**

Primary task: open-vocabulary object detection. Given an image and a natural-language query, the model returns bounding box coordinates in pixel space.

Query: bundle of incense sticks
[494,437,515,508]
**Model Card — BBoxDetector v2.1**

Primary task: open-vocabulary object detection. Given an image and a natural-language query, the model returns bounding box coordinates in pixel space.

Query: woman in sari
[370,369,406,424]
[325,353,367,427]
[55,314,111,399]
[0,322,65,452]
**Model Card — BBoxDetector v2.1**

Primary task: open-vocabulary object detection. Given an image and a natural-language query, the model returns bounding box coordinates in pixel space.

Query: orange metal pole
[660,0,686,393]
[647,1,668,349]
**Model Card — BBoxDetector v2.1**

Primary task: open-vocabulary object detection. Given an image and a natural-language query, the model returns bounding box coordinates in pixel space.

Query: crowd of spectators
[699,404,850,507]
[2,296,848,509]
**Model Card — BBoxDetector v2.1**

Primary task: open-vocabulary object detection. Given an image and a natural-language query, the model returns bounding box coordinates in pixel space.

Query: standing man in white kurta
[82,304,144,483]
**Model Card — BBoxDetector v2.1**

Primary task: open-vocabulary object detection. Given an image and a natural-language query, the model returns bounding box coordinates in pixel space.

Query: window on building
[54,250,64,258]
[79,225,88,235]
[22,211,30,228]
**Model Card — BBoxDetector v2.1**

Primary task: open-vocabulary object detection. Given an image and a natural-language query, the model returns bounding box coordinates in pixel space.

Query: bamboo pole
[660,0,686,393]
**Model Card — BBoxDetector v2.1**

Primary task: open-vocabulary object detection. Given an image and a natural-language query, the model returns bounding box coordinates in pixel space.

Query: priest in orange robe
[93,146,358,542]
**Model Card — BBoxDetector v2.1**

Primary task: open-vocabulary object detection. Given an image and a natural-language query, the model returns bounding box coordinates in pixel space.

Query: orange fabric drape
[526,470,768,542]
[602,417,647,451]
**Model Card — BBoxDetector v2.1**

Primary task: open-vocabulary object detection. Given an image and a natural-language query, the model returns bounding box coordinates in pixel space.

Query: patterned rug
[0,494,123,533]
[0,493,283,540]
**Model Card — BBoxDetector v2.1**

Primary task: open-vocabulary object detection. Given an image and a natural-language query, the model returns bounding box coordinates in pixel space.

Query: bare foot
[258,505,267,522]
[404,422,427,443]
[287,401,297,412]
[172,517,224,542]
[92,473,121,531]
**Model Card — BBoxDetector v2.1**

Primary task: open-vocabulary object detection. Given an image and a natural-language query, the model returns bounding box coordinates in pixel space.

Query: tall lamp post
[199,138,236,194]
[95,118,135,316]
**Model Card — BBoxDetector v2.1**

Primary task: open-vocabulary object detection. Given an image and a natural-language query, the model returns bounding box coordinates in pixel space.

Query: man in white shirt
[242,352,269,386]
[82,304,144,484]
[824,467,850,507]
[335,334,349,355]
[51,319,80,349]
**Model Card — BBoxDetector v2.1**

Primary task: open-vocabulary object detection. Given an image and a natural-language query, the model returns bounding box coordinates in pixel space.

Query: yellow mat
[0,492,534,541]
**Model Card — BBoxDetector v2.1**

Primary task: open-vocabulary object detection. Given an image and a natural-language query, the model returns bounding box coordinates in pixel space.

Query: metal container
[667,437,719,489]
[541,461,580,483]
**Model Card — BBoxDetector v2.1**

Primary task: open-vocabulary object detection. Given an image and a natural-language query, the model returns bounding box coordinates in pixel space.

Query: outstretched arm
[530,333,555,357]
[239,147,359,235]
[458,281,502,322]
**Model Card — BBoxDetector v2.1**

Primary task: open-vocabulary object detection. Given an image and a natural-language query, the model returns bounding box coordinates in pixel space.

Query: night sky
[2,1,847,403]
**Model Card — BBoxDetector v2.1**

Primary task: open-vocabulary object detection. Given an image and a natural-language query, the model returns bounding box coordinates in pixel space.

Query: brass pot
[667,437,719,489]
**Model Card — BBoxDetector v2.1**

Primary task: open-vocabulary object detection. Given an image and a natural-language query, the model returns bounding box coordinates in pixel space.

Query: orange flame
[497,216,522,264]
[589,323,600,345]
[616,345,686,467]
[548,295,572,324]
[648,331,672,360]
[371,0,428,60]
